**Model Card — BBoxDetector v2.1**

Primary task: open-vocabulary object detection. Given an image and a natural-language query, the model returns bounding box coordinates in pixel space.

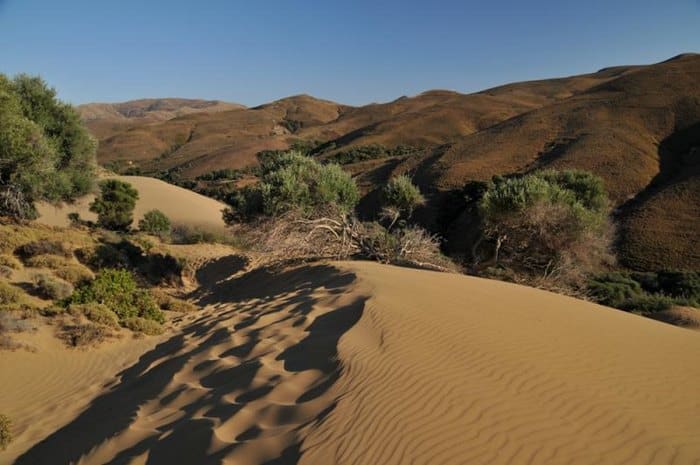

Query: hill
[83,54,700,270]
[78,98,245,139]
[4,260,700,464]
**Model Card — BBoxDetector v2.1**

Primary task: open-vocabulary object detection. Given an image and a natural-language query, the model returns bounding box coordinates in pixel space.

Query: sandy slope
[4,260,700,465]
[35,176,228,229]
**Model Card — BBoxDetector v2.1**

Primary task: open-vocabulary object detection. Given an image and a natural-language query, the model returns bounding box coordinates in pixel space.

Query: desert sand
[35,175,228,229]
[2,260,700,464]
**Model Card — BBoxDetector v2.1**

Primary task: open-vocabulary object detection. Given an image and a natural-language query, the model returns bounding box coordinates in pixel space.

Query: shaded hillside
[401,54,700,270]
[85,54,700,270]
[88,67,636,179]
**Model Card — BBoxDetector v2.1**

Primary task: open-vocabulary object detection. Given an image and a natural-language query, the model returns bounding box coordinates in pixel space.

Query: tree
[381,174,425,229]
[0,74,96,219]
[477,170,612,286]
[139,209,171,235]
[90,180,139,231]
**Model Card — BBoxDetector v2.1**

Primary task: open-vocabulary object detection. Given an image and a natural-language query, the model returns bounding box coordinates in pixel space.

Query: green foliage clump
[0,74,96,219]
[261,151,359,216]
[589,271,699,313]
[224,151,358,221]
[33,273,74,300]
[90,179,139,231]
[68,269,164,324]
[477,169,612,285]
[382,175,425,219]
[138,209,171,235]
[0,414,12,450]
[123,316,164,335]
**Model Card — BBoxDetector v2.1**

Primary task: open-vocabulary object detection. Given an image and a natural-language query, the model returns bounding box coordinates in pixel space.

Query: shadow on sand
[14,263,364,465]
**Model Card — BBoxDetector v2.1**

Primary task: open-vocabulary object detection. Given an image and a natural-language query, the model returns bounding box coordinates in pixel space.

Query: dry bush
[0,266,13,279]
[123,317,164,335]
[25,254,71,269]
[150,289,198,313]
[15,240,73,260]
[54,264,94,285]
[243,208,457,272]
[0,281,23,306]
[32,273,74,300]
[59,322,111,347]
[0,414,12,450]
[0,254,21,270]
[68,303,120,328]
[0,312,37,333]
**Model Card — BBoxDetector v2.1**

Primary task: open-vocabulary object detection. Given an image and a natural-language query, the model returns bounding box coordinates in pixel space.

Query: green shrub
[138,210,171,235]
[259,151,358,216]
[68,269,164,323]
[90,179,139,231]
[618,295,675,313]
[0,414,12,450]
[478,170,612,286]
[588,272,644,308]
[33,273,74,300]
[382,175,425,220]
[0,281,23,305]
[123,317,164,335]
[170,223,232,245]
[588,271,699,314]
[69,303,120,328]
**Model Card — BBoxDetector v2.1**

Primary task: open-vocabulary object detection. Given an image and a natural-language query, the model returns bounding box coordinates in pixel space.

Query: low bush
[0,414,12,450]
[68,303,120,328]
[138,210,171,235]
[15,240,72,260]
[0,312,36,333]
[0,281,22,306]
[0,266,13,279]
[588,271,699,314]
[33,273,74,300]
[54,264,94,285]
[151,289,198,313]
[170,223,232,245]
[59,322,111,347]
[0,254,21,270]
[25,254,71,269]
[68,269,164,323]
[123,316,164,335]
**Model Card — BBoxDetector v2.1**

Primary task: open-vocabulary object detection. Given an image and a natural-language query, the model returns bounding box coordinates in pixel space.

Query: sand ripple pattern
[11,260,700,465]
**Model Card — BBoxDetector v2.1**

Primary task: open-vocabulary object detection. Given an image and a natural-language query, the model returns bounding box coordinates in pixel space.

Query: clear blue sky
[1,0,698,106]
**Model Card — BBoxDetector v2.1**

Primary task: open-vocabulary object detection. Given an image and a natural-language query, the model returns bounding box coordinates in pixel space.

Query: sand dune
[4,260,700,464]
[35,175,228,229]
